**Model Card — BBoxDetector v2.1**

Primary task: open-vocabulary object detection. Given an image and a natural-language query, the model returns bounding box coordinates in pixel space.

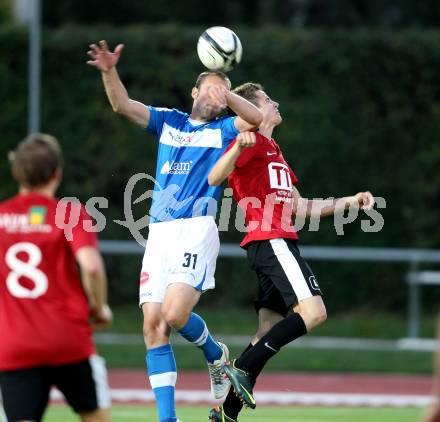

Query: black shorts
[246,238,322,317]
[0,356,110,422]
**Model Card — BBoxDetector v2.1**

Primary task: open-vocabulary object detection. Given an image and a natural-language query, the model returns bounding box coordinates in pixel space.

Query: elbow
[83,263,104,279]
[111,98,131,115]
[241,110,263,129]
[293,200,309,218]
[294,207,308,218]
[81,256,105,279]
[112,103,126,114]
[76,247,105,280]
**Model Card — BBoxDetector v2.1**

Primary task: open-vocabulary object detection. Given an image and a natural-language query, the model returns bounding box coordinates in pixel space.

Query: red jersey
[0,193,97,370]
[228,132,299,247]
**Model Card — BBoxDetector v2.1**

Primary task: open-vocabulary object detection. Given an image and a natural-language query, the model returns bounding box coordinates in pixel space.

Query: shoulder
[0,196,17,211]
[163,107,187,118]
[165,108,188,119]
[206,115,234,128]
[56,199,90,219]
[149,107,188,119]
[219,115,236,125]
[217,115,234,122]
[162,108,189,126]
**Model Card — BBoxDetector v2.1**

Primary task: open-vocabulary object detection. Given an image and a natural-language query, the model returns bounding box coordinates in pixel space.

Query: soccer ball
[197,26,243,72]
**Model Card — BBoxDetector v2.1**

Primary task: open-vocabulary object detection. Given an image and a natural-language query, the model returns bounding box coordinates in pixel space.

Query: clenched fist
[236,131,256,149]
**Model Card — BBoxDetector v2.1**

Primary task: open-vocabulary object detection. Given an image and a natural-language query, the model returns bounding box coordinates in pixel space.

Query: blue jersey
[146,107,239,222]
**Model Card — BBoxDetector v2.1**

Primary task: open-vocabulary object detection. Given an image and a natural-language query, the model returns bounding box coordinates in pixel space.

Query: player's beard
[193,102,222,121]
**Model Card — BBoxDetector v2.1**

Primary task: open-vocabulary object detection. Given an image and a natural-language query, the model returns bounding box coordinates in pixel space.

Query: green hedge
[1,25,440,311]
[39,0,440,29]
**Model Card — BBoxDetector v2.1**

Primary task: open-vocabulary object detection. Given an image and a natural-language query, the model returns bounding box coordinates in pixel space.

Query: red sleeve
[72,206,97,253]
[61,202,97,254]
[225,138,258,169]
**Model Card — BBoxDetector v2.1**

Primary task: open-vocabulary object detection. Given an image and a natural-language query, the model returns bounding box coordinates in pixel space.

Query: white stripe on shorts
[149,371,178,389]
[89,355,111,409]
[269,239,313,301]
[0,387,7,422]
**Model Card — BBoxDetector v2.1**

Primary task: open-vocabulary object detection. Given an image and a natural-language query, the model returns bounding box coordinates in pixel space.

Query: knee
[300,307,327,332]
[313,308,327,328]
[143,318,168,347]
[162,307,189,330]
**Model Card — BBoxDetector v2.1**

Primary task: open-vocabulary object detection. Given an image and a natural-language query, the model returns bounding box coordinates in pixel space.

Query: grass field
[45,404,424,421]
[98,343,434,373]
[97,307,436,373]
[110,306,438,340]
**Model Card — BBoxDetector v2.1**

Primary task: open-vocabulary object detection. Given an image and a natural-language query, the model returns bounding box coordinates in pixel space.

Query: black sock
[235,313,307,378]
[223,343,253,419]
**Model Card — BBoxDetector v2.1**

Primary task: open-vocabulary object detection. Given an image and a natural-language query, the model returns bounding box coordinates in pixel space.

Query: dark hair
[232,82,264,106]
[195,71,231,90]
[8,133,63,188]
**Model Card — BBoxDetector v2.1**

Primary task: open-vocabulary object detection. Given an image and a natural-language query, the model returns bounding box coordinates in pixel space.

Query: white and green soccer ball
[197,26,243,72]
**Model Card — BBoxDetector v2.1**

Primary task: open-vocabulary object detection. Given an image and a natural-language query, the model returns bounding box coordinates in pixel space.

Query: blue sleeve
[145,107,172,136]
[221,116,240,145]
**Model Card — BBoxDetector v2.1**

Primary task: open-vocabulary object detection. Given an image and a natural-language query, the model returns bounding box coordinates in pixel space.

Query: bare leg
[161,283,201,330]
[252,308,284,344]
[293,295,327,332]
[142,302,171,348]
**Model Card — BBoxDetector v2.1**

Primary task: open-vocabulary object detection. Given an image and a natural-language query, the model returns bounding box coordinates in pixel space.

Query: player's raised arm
[227,90,263,132]
[292,188,375,218]
[207,85,262,132]
[76,246,113,329]
[208,132,256,186]
[87,40,150,128]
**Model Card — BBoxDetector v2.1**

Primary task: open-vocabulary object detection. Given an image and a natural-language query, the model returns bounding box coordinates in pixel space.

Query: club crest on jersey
[160,160,193,175]
[29,206,47,225]
[267,163,294,203]
[268,163,292,190]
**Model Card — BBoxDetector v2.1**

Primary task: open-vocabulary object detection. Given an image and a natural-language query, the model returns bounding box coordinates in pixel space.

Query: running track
[51,370,436,407]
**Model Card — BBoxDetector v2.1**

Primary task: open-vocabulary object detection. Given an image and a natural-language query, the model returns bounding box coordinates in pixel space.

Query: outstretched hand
[207,85,228,109]
[86,40,124,72]
[236,132,256,149]
[354,191,375,210]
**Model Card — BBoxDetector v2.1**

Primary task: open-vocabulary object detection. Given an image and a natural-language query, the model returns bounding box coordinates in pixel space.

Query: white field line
[94,333,439,352]
[50,388,434,408]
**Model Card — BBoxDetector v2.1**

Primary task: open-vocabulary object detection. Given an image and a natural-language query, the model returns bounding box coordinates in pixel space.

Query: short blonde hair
[232,82,264,105]
[195,71,231,90]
